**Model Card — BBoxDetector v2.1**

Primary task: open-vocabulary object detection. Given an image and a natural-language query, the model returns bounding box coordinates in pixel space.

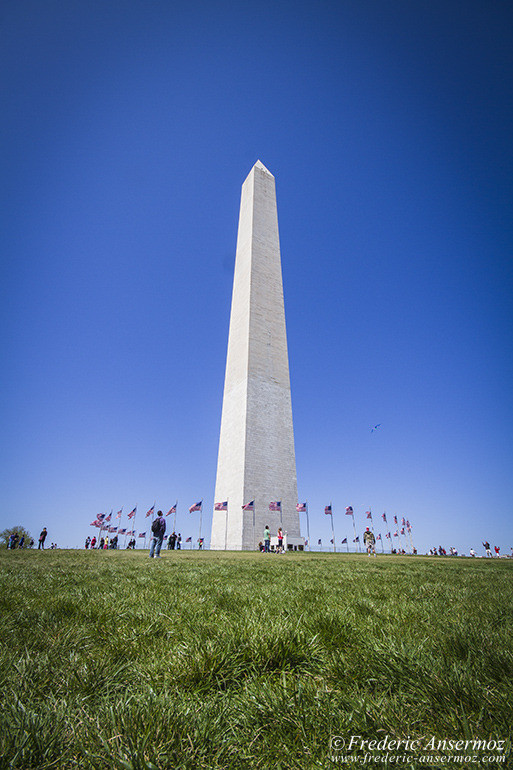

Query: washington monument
[210,161,302,550]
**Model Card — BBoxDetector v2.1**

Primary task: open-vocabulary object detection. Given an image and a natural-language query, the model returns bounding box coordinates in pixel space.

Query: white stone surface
[210,161,302,550]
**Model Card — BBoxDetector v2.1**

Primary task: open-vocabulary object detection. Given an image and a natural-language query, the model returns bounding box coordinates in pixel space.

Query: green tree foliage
[0,525,33,548]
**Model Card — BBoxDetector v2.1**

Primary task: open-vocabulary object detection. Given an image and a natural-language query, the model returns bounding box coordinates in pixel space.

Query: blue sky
[2,0,512,553]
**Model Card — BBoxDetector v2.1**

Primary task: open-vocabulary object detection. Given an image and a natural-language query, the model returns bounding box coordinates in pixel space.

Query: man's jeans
[149,535,164,558]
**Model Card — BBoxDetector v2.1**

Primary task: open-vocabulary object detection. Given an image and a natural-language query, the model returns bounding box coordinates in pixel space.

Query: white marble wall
[210,161,302,550]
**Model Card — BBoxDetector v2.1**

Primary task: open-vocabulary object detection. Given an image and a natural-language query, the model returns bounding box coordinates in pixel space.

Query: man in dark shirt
[149,511,166,558]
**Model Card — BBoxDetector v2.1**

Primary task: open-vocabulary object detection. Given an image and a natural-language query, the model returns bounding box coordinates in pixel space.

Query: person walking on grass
[363,527,376,557]
[263,525,271,553]
[38,527,47,549]
[150,510,166,558]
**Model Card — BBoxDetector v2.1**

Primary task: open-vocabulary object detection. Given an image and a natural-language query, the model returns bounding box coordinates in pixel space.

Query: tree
[0,525,33,548]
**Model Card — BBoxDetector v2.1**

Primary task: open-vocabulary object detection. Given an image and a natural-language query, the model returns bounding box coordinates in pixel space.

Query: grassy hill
[1,550,511,768]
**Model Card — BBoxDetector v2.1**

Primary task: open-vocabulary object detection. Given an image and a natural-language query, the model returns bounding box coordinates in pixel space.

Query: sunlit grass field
[1,549,512,769]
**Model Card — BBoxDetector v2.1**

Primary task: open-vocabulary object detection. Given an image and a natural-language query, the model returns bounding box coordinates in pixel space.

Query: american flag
[393,531,399,537]
[342,537,347,544]
[382,513,387,522]
[406,520,411,528]
[96,513,106,521]
[386,532,391,539]
[242,500,254,511]
[138,532,146,538]
[214,501,228,511]
[126,530,135,536]
[393,515,398,525]
[105,513,112,523]
[330,539,334,544]
[189,501,202,513]
[353,536,359,542]
[345,506,353,515]
[166,504,177,516]
[304,540,308,546]
[401,527,405,535]
[324,505,332,515]
[186,536,192,543]
[296,502,307,512]
[377,534,382,540]
[118,528,127,535]
[317,539,322,545]
[401,517,406,526]
[146,505,155,518]
[116,509,122,519]
[90,520,101,527]
[128,508,136,519]
[269,501,281,511]
[108,526,118,533]
[366,511,372,519]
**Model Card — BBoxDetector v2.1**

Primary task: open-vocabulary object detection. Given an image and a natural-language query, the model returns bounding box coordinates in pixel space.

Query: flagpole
[198,501,202,548]
[252,501,255,552]
[224,498,229,551]
[306,501,311,551]
[173,501,177,533]
[379,534,384,553]
[351,510,358,552]
[329,501,336,553]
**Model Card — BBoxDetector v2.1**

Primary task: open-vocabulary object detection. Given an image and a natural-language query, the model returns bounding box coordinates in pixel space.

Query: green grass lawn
[0,550,511,769]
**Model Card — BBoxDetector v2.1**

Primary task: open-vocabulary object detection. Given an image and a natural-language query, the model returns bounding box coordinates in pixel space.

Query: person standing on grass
[85,536,91,549]
[363,527,376,557]
[38,527,47,549]
[494,546,500,557]
[150,510,166,558]
[90,536,96,549]
[483,541,492,557]
[176,533,182,550]
[263,525,271,553]
[277,527,284,552]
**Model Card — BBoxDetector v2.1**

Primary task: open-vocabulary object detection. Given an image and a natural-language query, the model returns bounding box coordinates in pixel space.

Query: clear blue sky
[2,1,512,553]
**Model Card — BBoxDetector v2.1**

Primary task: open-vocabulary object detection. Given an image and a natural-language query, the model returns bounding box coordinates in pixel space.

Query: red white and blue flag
[353,536,359,543]
[366,511,372,519]
[386,532,391,539]
[382,513,387,522]
[345,506,353,515]
[342,537,347,544]
[317,539,322,545]
[126,530,135,536]
[116,509,122,519]
[96,513,106,521]
[185,536,192,543]
[242,500,254,511]
[146,505,155,518]
[325,505,332,515]
[189,501,202,513]
[118,528,127,535]
[377,534,382,541]
[138,532,146,538]
[90,520,102,527]
[401,527,405,535]
[393,515,398,525]
[401,517,406,526]
[393,531,399,537]
[167,504,177,516]
[296,502,307,512]
[128,508,136,519]
[105,513,112,523]
[269,501,281,511]
[215,501,228,511]
[108,526,118,533]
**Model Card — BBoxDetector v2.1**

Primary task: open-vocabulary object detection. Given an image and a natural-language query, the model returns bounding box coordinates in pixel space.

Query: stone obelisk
[210,161,301,550]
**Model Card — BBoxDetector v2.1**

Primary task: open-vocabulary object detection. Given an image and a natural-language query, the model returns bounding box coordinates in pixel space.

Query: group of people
[259,525,285,553]
[7,533,33,549]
